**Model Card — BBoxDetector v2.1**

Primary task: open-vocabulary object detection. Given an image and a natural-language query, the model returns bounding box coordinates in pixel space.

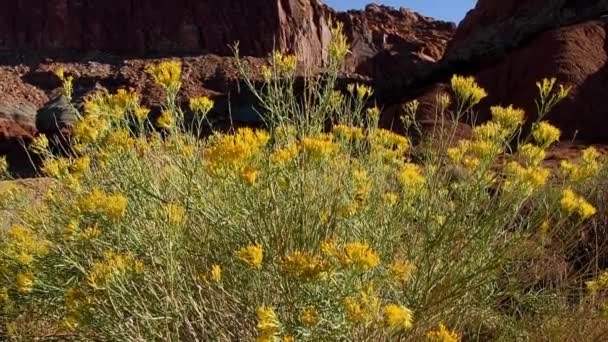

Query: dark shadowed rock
[36,95,77,136]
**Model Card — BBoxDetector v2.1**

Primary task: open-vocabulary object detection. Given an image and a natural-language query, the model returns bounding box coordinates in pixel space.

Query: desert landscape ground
[1,0,608,341]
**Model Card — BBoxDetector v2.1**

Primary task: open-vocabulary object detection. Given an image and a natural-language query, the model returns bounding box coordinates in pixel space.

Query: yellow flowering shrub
[0,25,604,342]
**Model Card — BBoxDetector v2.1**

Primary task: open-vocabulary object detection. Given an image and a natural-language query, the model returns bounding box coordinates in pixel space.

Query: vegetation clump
[0,23,607,341]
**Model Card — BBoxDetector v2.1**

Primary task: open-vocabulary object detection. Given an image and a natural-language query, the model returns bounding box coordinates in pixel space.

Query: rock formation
[384,0,608,142]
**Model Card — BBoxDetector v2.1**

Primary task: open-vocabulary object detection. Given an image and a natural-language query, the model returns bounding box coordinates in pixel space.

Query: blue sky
[324,0,476,23]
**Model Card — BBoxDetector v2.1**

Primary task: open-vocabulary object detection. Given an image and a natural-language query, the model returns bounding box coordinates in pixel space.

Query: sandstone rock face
[384,0,608,143]
[336,4,455,78]
[0,0,332,66]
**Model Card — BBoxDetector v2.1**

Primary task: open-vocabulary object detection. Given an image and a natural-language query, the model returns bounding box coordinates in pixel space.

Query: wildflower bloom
[272,52,297,75]
[281,251,329,280]
[532,121,561,147]
[163,203,186,225]
[16,272,35,294]
[78,189,128,220]
[240,166,259,186]
[450,75,487,107]
[87,251,142,289]
[6,224,49,265]
[426,323,461,342]
[342,242,380,271]
[146,60,182,91]
[30,134,49,155]
[503,162,550,192]
[586,271,608,294]
[367,106,381,122]
[271,144,299,164]
[210,264,222,283]
[332,125,364,141]
[342,286,380,324]
[473,122,505,142]
[156,110,175,129]
[68,156,91,176]
[561,147,601,181]
[389,258,416,283]
[134,106,150,122]
[0,287,8,303]
[189,96,214,115]
[538,220,551,241]
[560,188,596,220]
[0,156,7,174]
[73,115,108,144]
[42,157,70,178]
[206,128,270,169]
[369,129,410,159]
[490,105,524,133]
[301,136,338,160]
[383,192,399,207]
[300,306,320,327]
[256,306,280,342]
[355,84,373,100]
[518,144,546,166]
[398,163,425,190]
[237,244,264,269]
[329,22,350,62]
[383,304,414,332]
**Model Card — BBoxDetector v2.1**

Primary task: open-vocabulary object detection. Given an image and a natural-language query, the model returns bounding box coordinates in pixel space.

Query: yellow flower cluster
[272,52,297,76]
[163,203,186,225]
[5,224,49,266]
[156,110,175,129]
[383,304,414,332]
[256,306,281,342]
[55,67,74,99]
[237,244,264,269]
[342,286,380,324]
[0,156,7,174]
[560,147,601,182]
[450,75,487,107]
[348,83,373,100]
[146,60,182,91]
[490,105,525,134]
[329,22,350,63]
[426,323,461,342]
[87,251,143,289]
[210,264,222,283]
[16,271,35,294]
[389,258,416,283]
[369,129,410,162]
[78,189,128,221]
[332,124,364,141]
[63,287,89,330]
[189,96,214,115]
[63,220,101,241]
[240,166,259,186]
[560,188,596,220]
[300,306,320,327]
[586,271,608,294]
[30,134,49,155]
[398,163,425,191]
[321,240,380,271]
[301,135,338,160]
[352,168,371,204]
[270,144,299,165]
[73,114,109,144]
[205,128,270,169]
[517,143,546,166]
[343,242,380,271]
[532,121,561,147]
[281,251,330,281]
[503,161,550,192]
